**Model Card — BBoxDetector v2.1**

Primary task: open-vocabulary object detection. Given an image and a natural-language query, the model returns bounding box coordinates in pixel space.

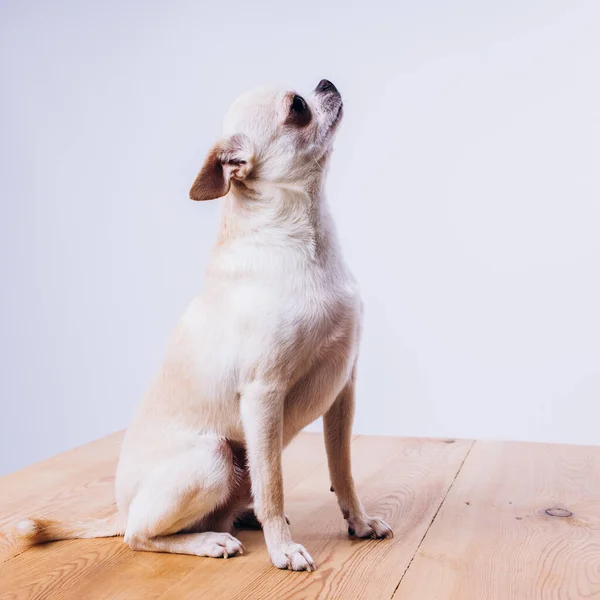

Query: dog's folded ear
[189,134,254,201]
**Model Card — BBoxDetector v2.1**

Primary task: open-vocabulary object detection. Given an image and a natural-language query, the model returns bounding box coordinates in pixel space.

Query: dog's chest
[207,227,362,379]
[293,277,358,338]
[223,258,360,358]
[274,269,361,367]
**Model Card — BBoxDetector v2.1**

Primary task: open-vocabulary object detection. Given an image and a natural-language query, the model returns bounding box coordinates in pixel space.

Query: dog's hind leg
[194,440,255,534]
[123,437,244,558]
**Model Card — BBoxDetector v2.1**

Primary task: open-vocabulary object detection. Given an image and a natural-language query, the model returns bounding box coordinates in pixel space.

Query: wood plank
[393,440,600,600]
[0,432,122,517]
[155,436,472,600]
[0,433,329,600]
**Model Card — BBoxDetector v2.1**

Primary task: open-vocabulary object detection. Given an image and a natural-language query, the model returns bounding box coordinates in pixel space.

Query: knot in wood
[545,507,572,518]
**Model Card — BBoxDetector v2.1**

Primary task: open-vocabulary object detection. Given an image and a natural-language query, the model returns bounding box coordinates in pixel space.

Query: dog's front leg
[324,377,393,539]
[240,380,316,571]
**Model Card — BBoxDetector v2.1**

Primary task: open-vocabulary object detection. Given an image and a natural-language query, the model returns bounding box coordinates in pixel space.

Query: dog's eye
[291,95,307,113]
[286,94,311,127]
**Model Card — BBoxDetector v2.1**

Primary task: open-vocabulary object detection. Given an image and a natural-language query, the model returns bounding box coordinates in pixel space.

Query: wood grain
[0,433,122,519]
[393,440,600,600]
[155,436,472,600]
[3,433,597,600]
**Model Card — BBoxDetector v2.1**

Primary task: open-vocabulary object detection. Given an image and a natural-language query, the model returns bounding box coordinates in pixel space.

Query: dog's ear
[189,134,254,201]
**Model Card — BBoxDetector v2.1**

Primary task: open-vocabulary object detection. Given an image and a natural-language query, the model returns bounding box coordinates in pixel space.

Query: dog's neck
[214,180,337,263]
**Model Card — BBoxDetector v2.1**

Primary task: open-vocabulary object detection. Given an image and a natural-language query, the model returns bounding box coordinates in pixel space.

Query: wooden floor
[1,433,599,599]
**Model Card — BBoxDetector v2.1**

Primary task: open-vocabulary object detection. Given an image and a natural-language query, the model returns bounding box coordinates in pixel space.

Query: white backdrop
[1,0,599,476]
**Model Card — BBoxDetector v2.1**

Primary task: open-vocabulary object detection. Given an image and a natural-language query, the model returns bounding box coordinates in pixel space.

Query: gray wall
[1,0,599,476]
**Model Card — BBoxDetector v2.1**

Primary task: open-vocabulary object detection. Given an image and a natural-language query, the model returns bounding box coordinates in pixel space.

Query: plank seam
[389,439,476,599]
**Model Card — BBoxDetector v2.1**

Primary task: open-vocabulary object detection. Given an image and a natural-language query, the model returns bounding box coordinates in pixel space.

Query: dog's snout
[316,79,338,94]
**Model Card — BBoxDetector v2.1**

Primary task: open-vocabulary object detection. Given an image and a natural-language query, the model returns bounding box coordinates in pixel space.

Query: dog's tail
[11,513,124,546]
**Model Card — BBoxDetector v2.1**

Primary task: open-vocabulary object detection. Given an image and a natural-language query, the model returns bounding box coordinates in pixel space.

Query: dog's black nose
[316,79,337,93]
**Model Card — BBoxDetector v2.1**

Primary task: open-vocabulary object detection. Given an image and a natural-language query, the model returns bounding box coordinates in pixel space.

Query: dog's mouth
[331,103,343,128]
[327,102,343,132]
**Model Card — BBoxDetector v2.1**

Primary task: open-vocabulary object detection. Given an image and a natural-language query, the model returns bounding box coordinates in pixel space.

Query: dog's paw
[347,515,393,539]
[196,532,245,558]
[269,541,316,572]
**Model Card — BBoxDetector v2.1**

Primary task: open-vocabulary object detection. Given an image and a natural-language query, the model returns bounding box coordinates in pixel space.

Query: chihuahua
[16,79,392,572]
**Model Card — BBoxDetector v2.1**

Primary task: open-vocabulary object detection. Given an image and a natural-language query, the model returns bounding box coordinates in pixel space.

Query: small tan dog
[16,79,392,571]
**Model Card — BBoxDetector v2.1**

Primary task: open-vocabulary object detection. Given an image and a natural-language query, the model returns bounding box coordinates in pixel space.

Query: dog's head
[190,79,343,201]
